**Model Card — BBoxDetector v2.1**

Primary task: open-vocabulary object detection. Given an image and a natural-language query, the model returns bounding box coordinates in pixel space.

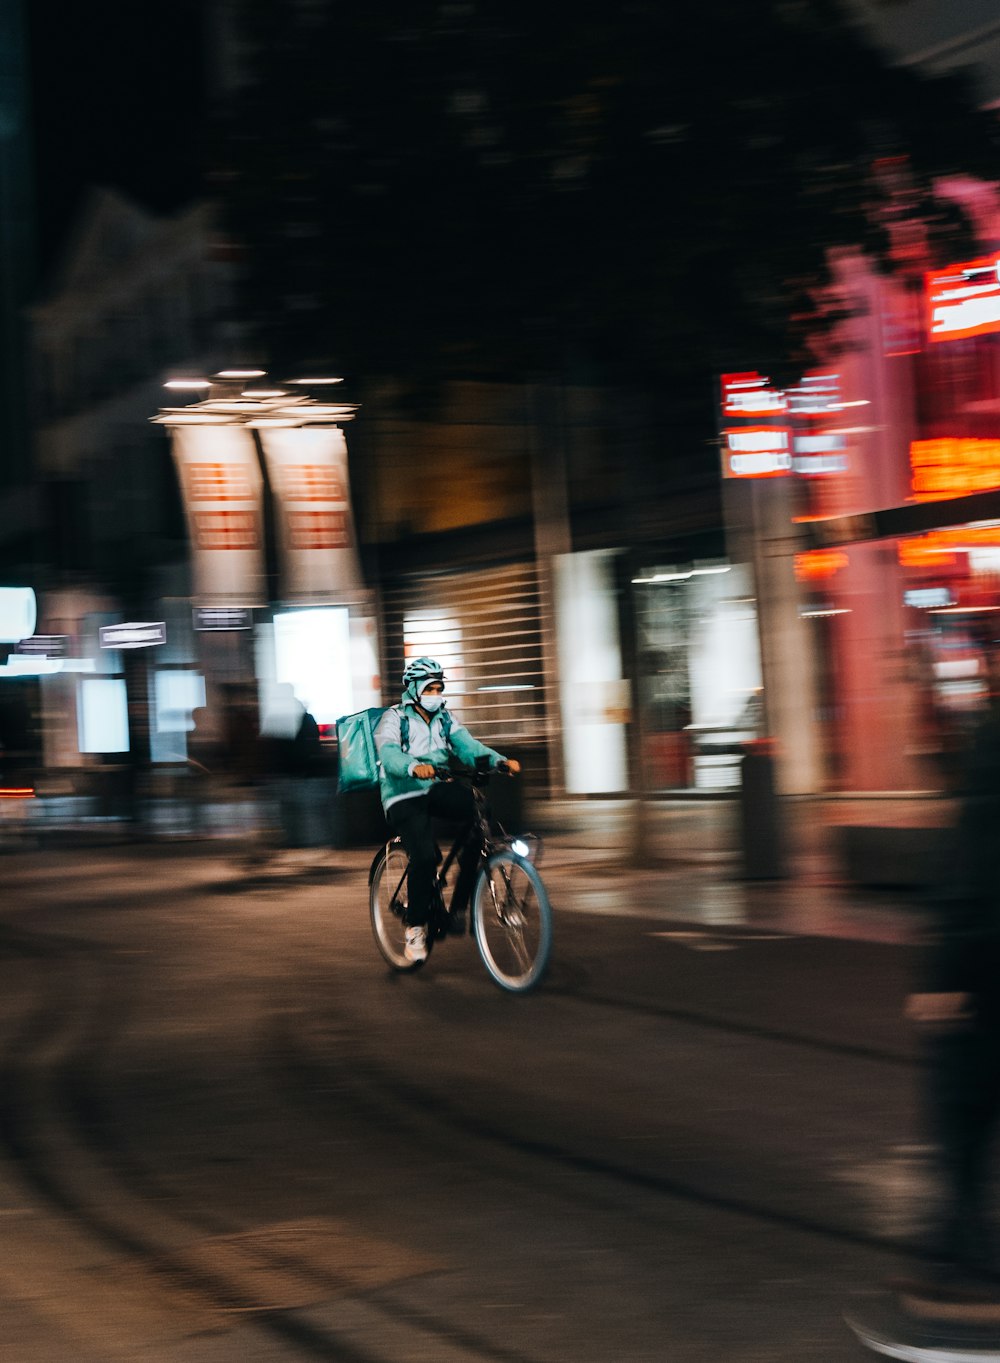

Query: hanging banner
[168,425,266,607]
[257,426,363,604]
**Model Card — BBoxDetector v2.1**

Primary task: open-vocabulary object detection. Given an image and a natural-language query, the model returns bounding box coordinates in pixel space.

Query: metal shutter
[380,561,551,750]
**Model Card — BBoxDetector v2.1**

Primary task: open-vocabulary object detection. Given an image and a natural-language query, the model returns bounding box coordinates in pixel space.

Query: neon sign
[926,258,1000,342]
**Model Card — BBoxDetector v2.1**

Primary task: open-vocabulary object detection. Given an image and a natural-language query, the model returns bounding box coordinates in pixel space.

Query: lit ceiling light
[152,411,236,424]
[288,376,344,385]
[215,369,267,379]
[164,379,210,390]
[928,605,1000,614]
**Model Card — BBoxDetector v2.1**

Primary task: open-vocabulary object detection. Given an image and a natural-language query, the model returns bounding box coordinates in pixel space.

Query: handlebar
[425,759,516,782]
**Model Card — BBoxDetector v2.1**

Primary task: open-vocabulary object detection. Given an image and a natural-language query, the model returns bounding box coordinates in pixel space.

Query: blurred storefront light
[0,587,36,643]
[794,549,849,582]
[632,564,731,584]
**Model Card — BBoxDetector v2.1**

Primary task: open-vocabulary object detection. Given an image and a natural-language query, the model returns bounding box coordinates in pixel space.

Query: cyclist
[375,657,520,963]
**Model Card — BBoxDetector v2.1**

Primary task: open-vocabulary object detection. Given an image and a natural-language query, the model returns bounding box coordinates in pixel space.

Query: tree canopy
[219,0,999,413]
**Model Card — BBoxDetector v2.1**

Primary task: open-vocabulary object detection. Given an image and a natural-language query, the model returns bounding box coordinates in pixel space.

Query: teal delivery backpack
[336,704,452,794]
[335,707,386,793]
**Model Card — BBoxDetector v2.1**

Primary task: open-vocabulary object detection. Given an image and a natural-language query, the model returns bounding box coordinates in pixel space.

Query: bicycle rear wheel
[472,850,552,993]
[370,842,421,971]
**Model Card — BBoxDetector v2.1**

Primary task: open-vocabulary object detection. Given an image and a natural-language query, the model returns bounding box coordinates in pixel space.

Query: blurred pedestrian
[184,705,223,836]
[254,685,338,870]
[899,661,1000,1308]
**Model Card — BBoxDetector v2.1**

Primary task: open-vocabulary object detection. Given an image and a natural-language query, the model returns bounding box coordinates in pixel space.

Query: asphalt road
[0,839,938,1361]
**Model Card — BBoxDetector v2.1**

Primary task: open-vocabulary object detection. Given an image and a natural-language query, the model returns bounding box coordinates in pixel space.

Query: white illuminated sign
[99,622,166,650]
[904,588,955,609]
[193,607,253,631]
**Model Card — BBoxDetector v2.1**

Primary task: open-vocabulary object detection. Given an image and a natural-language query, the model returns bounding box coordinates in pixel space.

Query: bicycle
[368,758,553,993]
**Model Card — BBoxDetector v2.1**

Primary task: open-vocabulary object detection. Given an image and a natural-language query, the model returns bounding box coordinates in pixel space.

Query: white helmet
[401,656,444,704]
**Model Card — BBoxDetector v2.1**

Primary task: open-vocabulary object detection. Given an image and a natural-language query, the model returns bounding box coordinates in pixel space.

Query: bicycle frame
[367,766,529,921]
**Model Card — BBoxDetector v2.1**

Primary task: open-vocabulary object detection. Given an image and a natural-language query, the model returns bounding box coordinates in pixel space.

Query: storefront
[748,238,1000,795]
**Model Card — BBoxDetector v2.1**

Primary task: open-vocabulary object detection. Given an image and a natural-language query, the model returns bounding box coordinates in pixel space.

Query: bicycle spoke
[472,849,552,993]
[370,844,419,971]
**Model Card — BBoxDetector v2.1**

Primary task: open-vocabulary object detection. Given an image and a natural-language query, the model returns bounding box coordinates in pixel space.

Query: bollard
[739,738,787,880]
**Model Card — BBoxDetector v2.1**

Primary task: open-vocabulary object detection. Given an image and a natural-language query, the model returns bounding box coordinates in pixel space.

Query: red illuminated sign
[721,373,787,418]
[926,257,1000,342]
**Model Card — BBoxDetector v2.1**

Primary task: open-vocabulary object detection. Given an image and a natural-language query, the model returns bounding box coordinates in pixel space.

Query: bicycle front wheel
[370,842,420,971]
[472,850,552,993]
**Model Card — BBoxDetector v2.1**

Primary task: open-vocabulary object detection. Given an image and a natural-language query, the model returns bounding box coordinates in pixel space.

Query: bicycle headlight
[511,838,530,858]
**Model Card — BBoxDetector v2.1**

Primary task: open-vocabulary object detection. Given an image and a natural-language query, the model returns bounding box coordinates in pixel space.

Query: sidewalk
[527,796,929,945]
[0,789,937,948]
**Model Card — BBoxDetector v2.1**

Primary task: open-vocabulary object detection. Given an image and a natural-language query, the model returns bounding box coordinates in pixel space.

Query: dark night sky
[26,0,209,279]
[23,0,1000,284]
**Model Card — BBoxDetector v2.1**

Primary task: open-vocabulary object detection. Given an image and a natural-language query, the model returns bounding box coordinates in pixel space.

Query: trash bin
[739,739,786,879]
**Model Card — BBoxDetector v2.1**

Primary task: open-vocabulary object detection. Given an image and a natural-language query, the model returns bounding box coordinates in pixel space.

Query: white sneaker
[404,925,428,963]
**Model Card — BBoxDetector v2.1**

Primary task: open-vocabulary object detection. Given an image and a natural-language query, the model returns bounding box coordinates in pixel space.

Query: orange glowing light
[0,787,34,799]
[794,550,849,582]
[909,438,1000,501]
[898,523,1000,567]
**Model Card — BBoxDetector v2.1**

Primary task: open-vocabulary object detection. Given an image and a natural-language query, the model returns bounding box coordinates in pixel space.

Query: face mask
[420,692,445,713]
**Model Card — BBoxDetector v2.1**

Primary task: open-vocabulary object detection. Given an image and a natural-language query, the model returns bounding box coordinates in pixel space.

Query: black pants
[925,1027,1000,1272]
[388,784,480,927]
